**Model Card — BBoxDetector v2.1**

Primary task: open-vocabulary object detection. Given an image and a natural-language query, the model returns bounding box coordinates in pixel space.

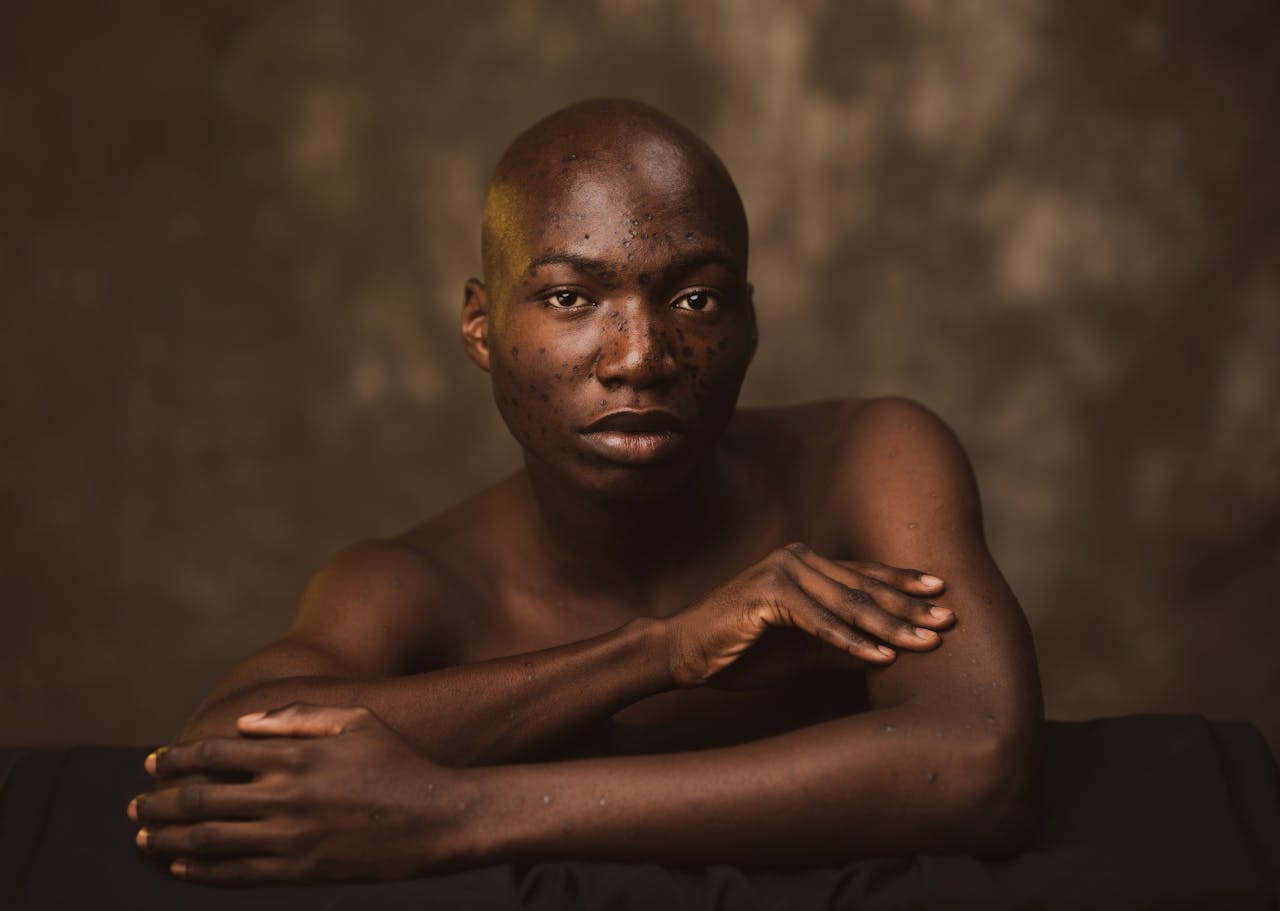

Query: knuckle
[177,785,205,815]
[194,740,218,766]
[842,588,874,609]
[782,541,810,555]
[767,547,797,569]
[279,743,307,770]
[188,824,215,853]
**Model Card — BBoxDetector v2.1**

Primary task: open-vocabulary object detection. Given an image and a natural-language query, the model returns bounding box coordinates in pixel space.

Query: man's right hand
[664,542,953,689]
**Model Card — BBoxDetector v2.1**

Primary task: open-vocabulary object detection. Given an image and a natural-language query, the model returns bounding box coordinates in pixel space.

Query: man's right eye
[546,290,589,309]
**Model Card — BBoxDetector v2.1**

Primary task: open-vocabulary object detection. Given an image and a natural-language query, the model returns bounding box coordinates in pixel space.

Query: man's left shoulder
[736,396,960,455]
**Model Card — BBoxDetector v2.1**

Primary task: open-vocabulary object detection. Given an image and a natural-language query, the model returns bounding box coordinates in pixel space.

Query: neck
[517,448,742,600]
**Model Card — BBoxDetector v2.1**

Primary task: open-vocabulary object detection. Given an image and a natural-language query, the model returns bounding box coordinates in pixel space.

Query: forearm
[183,617,673,766]
[461,704,1038,867]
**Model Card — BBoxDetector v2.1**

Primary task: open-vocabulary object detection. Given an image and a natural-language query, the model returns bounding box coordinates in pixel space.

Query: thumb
[236,703,370,738]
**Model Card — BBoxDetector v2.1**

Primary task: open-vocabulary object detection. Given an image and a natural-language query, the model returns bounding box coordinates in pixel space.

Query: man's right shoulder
[292,536,470,672]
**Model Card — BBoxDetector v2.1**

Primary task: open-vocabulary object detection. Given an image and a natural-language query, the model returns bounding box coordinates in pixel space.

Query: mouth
[578,410,687,464]
[582,410,687,434]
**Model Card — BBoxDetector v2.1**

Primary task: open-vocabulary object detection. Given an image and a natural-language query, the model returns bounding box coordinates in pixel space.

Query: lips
[578,410,687,464]
[582,410,687,434]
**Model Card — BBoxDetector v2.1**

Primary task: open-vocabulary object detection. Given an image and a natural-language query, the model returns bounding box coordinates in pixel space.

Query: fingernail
[914,627,938,640]
[136,828,149,850]
[920,574,943,587]
[144,750,159,775]
[929,606,953,620]
[877,645,895,658]
[238,711,267,723]
[171,859,188,877]
[127,798,138,822]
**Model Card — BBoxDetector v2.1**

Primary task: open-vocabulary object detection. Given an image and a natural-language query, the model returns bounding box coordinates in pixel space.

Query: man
[128,98,1043,883]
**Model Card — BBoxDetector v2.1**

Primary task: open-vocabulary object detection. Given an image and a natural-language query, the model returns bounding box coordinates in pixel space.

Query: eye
[545,290,591,309]
[673,291,718,312]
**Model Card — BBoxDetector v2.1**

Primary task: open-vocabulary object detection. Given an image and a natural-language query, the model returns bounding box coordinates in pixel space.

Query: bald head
[481,99,748,293]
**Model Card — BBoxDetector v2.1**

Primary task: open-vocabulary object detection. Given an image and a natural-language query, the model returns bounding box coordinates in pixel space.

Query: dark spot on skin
[626,253,634,261]
[538,347,546,354]
[528,384,536,391]
[676,329,686,341]
[560,168,570,176]
[926,771,938,784]
[638,273,650,285]
[553,373,562,380]
[644,213,653,221]
[599,399,607,406]
[511,346,519,360]
[370,808,384,823]
[984,715,996,725]
[681,346,693,356]
[684,232,695,241]
[584,233,590,240]
[565,153,578,161]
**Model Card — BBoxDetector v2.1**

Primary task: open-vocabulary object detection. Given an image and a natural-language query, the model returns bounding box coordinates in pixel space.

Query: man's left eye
[547,291,587,308]
[673,291,718,312]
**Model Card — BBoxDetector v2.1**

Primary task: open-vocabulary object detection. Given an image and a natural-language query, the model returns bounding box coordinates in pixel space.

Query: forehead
[489,139,744,275]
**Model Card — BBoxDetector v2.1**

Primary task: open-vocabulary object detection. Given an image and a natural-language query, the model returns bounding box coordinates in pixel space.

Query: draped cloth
[3,715,1277,910]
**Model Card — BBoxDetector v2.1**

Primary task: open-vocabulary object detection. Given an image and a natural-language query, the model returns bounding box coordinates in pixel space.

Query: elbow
[953,723,1042,857]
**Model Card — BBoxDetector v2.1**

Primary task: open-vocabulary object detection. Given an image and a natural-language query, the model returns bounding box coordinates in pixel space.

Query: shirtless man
[128,98,1043,884]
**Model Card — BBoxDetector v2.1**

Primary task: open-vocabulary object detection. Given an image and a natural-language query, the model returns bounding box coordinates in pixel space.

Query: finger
[801,552,954,628]
[170,855,305,885]
[760,562,897,664]
[149,737,306,780]
[785,549,945,650]
[131,781,268,826]
[237,703,373,738]
[139,820,288,859]
[788,593,897,664]
[840,557,947,599]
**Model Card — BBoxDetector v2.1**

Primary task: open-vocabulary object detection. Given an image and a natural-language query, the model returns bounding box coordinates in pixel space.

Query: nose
[594,304,679,391]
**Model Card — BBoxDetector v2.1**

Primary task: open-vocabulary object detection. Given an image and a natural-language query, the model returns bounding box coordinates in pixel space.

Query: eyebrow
[524,249,741,282]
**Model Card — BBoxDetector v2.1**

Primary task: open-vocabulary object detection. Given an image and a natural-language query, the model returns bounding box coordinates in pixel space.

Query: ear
[461,278,491,372]
[745,281,758,362]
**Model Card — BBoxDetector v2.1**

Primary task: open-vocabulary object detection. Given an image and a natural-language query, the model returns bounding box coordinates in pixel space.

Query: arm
[466,398,1042,864]
[179,540,672,767]
[183,533,949,769]
[133,399,1041,880]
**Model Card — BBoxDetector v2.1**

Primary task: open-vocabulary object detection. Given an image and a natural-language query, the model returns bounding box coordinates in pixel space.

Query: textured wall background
[3,1,1278,753]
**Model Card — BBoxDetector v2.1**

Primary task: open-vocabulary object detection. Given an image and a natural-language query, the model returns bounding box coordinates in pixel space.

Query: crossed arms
[129,399,1043,883]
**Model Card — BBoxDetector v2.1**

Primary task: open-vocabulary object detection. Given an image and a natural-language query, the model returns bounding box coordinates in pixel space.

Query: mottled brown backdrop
[3,1,1278,752]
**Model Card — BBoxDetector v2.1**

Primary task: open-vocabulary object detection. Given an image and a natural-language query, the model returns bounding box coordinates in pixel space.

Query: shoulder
[735,397,981,554]
[290,536,464,676]
[831,396,983,554]
[730,396,968,480]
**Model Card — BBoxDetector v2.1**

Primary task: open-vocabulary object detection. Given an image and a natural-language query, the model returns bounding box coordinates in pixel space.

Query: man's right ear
[461,278,491,372]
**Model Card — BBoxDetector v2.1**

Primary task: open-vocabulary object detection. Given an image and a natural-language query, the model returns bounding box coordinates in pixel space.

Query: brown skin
[129,100,1042,884]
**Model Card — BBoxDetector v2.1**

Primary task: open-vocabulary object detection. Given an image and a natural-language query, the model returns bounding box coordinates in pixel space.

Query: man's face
[474,142,755,499]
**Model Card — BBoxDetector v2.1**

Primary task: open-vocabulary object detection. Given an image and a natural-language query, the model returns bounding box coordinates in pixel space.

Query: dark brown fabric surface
[3,716,1277,910]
